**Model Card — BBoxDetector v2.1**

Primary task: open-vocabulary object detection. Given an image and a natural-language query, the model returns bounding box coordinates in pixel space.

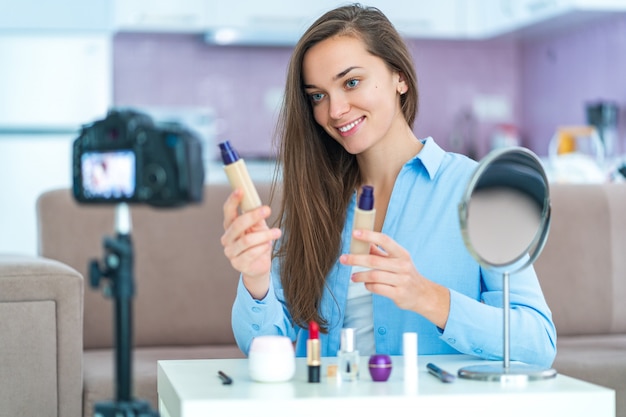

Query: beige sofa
[535,183,626,415]
[2,182,626,416]
[0,255,83,417]
[34,183,279,417]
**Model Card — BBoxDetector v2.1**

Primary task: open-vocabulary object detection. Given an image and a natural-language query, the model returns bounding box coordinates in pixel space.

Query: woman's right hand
[221,188,282,300]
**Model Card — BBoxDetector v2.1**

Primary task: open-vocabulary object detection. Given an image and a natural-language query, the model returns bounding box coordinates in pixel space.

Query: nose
[328,93,350,120]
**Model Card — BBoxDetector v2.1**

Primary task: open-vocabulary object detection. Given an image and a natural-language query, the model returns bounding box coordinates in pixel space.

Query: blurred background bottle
[586,101,619,160]
[490,123,520,150]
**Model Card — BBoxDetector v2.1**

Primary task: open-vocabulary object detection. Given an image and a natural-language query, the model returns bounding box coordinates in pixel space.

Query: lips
[337,117,364,135]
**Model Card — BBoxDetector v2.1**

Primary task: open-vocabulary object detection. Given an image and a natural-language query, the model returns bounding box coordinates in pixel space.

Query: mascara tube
[219,140,262,212]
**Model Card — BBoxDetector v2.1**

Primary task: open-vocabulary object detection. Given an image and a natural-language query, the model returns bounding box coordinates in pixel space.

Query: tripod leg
[115,297,132,402]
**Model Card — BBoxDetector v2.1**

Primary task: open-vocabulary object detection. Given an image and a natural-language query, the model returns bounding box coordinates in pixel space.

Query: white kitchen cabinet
[208,0,331,30]
[0,33,112,257]
[367,0,467,39]
[204,0,468,45]
[207,0,626,43]
[515,0,570,23]
[469,0,626,38]
[0,34,112,130]
[112,0,626,41]
[465,0,516,37]
[114,0,212,33]
[0,0,112,32]
[468,0,572,38]
[210,0,465,38]
[568,0,626,10]
[204,0,334,45]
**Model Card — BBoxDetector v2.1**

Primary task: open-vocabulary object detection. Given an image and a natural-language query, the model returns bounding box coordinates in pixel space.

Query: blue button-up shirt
[232,138,557,368]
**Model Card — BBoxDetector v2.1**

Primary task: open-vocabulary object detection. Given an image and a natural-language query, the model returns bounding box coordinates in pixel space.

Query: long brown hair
[273,3,419,331]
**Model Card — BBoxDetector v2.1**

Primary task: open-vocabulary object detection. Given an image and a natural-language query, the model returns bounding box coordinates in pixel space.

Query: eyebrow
[303,66,362,89]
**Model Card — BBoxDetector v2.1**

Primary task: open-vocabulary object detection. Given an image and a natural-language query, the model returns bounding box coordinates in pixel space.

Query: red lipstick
[307,321,321,383]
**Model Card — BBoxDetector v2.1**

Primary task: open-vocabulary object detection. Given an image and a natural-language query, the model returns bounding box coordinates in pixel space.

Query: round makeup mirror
[457,147,557,382]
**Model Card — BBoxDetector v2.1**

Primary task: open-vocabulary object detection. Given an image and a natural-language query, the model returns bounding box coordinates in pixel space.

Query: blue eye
[346,79,359,89]
[310,92,325,103]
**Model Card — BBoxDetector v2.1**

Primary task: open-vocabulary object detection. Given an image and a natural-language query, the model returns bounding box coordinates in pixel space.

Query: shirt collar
[408,137,446,180]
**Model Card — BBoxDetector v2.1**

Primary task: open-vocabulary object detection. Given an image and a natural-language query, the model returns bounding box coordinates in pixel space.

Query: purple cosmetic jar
[368,354,393,382]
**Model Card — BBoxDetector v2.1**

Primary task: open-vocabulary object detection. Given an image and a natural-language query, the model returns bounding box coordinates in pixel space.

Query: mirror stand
[458,271,557,382]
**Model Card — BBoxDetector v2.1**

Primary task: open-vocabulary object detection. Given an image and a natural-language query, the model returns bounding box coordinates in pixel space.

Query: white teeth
[338,118,362,133]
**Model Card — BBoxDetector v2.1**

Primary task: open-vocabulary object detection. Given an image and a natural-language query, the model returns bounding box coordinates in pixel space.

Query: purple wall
[113,33,521,160]
[113,15,626,160]
[408,38,520,158]
[521,15,626,156]
[113,33,292,158]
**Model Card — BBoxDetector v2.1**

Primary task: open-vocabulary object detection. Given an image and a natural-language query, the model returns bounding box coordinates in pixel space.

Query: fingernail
[354,230,362,237]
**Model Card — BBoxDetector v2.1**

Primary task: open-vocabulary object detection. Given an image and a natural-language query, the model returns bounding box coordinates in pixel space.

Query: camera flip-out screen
[81,150,136,200]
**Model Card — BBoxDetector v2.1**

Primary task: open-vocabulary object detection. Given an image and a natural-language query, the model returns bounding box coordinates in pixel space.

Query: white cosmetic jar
[248,335,296,382]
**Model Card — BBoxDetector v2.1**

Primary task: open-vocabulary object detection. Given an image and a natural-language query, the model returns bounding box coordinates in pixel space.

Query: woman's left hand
[339,229,451,329]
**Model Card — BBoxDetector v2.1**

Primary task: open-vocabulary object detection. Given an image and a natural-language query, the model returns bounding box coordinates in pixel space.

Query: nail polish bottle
[218,140,262,213]
[350,185,375,255]
[338,328,360,381]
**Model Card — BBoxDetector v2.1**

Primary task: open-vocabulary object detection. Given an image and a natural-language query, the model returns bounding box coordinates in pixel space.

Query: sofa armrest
[0,254,84,417]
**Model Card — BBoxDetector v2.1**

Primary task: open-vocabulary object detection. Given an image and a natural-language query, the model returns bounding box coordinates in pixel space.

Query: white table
[158,355,615,417]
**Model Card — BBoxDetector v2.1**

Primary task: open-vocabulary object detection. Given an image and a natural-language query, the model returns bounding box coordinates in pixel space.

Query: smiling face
[302,35,408,156]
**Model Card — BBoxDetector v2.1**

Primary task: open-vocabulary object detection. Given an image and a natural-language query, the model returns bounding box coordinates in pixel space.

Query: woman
[221,4,556,367]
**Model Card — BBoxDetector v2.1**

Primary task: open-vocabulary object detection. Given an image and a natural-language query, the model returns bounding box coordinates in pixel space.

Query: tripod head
[90,203,133,300]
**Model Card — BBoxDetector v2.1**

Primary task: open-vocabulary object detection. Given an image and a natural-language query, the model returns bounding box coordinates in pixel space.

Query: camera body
[73,109,204,207]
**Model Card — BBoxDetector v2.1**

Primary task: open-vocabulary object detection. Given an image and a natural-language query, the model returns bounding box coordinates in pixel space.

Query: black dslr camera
[73,109,204,207]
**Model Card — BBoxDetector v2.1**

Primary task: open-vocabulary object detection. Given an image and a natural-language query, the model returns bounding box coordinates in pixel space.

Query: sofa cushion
[37,183,280,350]
[82,345,245,415]
[0,301,57,416]
[534,183,626,336]
[0,255,83,417]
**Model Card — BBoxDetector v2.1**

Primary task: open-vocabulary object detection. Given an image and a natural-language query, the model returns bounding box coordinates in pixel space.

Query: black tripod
[89,203,159,417]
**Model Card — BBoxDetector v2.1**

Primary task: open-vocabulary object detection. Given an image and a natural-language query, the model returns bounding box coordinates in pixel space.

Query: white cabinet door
[114,0,212,32]
[0,135,74,257]
[367,0,467,39]
[0,34,112,130]
[466,0,518,37]
[206,0,469,44]
[467,0,626,38]
[513,0,571,25]
[206,0,336,44]
[0,0,112,31]
[467,0,570,38]
[553,0,626,11]
[211,0,332,29]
